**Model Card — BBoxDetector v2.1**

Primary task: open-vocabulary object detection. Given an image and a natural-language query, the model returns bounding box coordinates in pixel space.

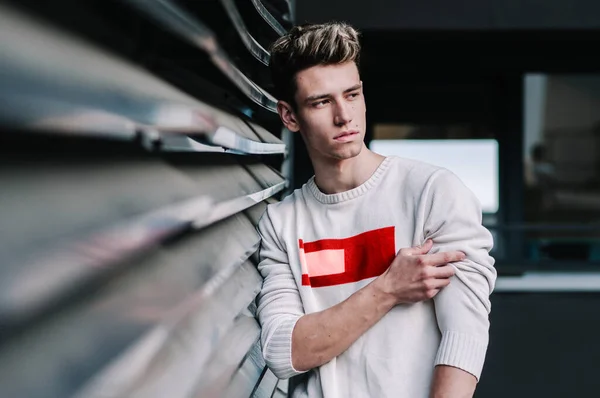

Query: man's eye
[348,92,359,99]
[313,100,329,107]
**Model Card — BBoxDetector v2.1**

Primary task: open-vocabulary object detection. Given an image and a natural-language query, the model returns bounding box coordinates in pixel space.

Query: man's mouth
[334,131,359,141]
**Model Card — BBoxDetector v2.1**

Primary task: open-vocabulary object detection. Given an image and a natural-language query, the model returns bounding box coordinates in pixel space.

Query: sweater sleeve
[422,169,497,381]
[255,207,307,379]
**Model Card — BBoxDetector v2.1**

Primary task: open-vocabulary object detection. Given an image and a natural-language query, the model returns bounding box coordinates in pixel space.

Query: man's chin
[331,144,363,160]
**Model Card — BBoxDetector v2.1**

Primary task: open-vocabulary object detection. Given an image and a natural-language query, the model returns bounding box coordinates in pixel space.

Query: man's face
[278,62,366,162]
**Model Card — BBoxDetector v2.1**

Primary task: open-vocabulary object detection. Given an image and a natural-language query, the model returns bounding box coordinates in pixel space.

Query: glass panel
[370,139,499,214]
[523,74,600,263]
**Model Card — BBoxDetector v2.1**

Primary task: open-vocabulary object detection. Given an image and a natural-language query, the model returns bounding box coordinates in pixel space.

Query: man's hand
[376,239,465,304]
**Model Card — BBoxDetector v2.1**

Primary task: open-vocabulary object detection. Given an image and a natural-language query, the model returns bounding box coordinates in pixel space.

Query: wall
[0,1,292,397]
[296,0,600,29]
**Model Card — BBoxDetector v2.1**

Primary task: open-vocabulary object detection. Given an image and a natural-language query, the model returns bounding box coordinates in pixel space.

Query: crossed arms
[256,170,496,397]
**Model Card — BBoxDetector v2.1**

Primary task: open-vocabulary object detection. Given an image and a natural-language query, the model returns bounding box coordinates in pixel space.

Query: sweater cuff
[263,316,307,379]
[434,331,488,380]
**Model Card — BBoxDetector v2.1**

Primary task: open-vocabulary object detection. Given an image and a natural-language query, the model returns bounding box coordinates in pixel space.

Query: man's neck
[312,147,386,195]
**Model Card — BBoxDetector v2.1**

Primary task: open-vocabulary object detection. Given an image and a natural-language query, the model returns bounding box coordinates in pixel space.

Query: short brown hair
[269,22,361,106]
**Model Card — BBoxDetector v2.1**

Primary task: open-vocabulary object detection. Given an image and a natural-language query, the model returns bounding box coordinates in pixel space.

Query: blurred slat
[190,315,262,397]
[0,1,293,397]
[0,3,283,153]
[124,0,278,112]
[0,210,262,398]
[251,0,289,36]
[158,126,286,154]
[220,0,271,65]
[77,261,262,398]
[223,340,269,398]
[0,153,284,333]
[252,369,280,398]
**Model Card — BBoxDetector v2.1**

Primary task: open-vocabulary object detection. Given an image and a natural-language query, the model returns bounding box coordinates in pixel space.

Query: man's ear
[277,100,300,132]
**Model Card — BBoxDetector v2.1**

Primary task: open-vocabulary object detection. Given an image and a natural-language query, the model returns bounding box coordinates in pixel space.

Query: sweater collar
[306,156,393,204]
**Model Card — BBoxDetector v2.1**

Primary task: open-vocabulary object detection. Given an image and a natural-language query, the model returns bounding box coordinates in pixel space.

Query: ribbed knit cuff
[263,316,307,379]
[434,331,488,380]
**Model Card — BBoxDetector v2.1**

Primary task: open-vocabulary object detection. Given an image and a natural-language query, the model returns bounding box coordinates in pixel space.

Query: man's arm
[430,365,476,398]
[290,274,395,371]
[422,169,497,397]
[256,207,463,377]
[292,239,464,371]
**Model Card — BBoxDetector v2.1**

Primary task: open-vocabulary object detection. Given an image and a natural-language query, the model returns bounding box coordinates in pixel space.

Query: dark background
[293,3,600,397]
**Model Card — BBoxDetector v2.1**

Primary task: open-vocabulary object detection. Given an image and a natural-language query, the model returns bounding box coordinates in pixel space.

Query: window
[523,74,600,262]
[369,132,499,214]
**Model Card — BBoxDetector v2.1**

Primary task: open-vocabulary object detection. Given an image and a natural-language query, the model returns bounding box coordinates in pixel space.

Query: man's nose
[334,101,352,126]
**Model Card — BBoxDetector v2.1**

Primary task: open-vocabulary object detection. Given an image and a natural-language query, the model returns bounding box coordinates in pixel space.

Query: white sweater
[256,156,496,398]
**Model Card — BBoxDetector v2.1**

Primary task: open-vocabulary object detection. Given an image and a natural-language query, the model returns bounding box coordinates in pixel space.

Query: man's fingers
[421,251,465,266]
[402,239,433,256]
[424,280,451,299]
[431,264,456,279]
[433,278,451,289]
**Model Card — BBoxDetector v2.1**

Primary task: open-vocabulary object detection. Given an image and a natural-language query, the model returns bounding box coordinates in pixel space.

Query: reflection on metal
[141,130,225,153]
[251,120,284,145]
[252,369,280,398]
[143,104,285,154]
[0,195,209,329]
[0,95,138,140]
[496,272,600,292]
[195,179,287,228]
[224,341,267,398]
[0,4,283,152]
[124,0,278,112]
[288,0,296,23]
[0,2,289,398]
[220,0,270,65]
[0,163,284,331]
[75,262,262,398]
[0,5,205,136]
[251,0,288,36]
[191,315,261,397]
[210,125,285,154]
[0,210,262,398]
[152,126,286,155]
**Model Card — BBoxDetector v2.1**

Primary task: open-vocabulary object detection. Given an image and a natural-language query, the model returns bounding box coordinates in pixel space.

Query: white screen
[369,139,499,213]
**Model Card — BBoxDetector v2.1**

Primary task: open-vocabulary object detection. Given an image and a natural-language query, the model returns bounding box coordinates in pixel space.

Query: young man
[256,22,496,398]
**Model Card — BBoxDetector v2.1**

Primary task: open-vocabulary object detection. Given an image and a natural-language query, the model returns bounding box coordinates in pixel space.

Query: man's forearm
[429,365,477,398]
[291,277,395,371]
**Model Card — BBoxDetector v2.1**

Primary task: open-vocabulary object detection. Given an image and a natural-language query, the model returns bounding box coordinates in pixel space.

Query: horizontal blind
[0,1,294,397]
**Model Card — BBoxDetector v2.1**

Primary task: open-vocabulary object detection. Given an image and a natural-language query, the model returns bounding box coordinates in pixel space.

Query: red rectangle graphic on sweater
[299,226,396,287]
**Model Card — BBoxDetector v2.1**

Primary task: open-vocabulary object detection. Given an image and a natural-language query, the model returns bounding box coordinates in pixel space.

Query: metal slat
[190,315,262,397]
[251,0,288,36]
[245,201,269,264]
[0,5,197,132]
[222,340,268,398]
[0,157,283,333]
[252,368,280,398]
[158,126,286,155]
[172,161,285,228]
[0,4,284,154]
[124,0,278,112]
[272,386,289,398]
[220,0,271,65]
[250,121,285,145]
[245,201,269,227]
[76,263,263,398]
[0,211,262,398]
